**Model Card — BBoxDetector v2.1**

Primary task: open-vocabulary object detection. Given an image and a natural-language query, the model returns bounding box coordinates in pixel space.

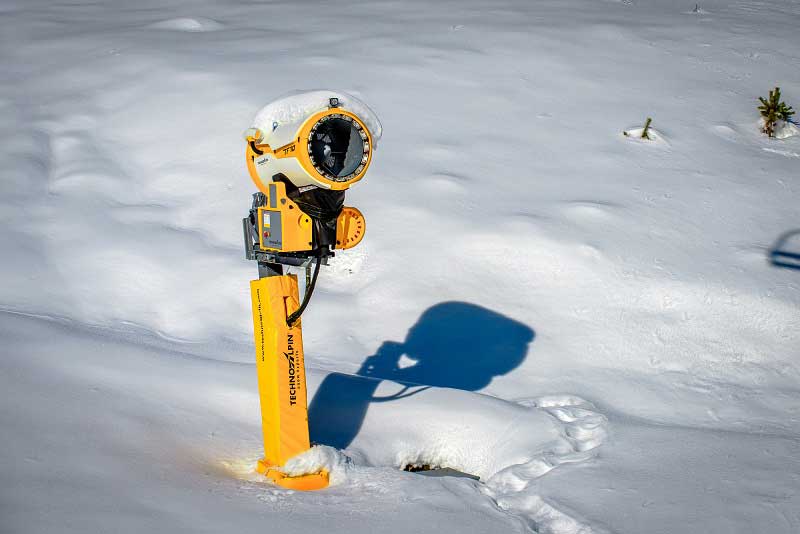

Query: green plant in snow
[640,117,653,139]
[622,117,654,140]
[758,87,795,138]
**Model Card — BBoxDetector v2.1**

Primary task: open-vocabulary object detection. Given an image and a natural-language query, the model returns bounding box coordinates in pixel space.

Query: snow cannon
[242,91,381,491]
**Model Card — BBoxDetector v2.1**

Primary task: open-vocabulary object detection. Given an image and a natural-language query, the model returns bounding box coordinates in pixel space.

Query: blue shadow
[769,230,800,271]
[308,301,535,449]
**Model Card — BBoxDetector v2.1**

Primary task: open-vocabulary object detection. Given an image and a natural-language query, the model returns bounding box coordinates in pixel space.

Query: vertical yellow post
[250,274,329,490]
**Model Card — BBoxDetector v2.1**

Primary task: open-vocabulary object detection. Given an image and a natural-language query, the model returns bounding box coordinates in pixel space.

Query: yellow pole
[250,274,329,490]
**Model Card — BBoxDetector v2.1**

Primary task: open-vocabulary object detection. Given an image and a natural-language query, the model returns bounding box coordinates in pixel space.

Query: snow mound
[282,445,352,486]
[710,123,740,142]
[147,17,223,32]
[301,371,608,533]
[307,372,608,482]
[622,126,669,146]
[756,118,799,139]
[773,120,800,140]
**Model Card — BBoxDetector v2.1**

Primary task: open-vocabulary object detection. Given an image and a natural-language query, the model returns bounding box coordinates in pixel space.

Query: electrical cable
[286,226,323,328]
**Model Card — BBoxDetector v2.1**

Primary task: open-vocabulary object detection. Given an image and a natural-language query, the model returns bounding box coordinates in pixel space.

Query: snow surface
[2,0,800,533]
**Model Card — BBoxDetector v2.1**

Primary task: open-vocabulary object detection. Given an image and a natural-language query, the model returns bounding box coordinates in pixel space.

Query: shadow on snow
[769,230,800,271]
[308,301,535,449]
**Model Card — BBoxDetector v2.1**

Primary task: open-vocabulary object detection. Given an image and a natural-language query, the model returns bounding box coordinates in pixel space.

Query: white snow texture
[1,0,799,533]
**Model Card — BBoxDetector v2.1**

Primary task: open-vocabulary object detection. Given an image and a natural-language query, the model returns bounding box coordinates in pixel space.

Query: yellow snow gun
[242,95,376,490]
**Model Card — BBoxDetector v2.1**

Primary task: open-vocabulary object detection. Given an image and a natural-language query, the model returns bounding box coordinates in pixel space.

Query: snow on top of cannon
[250,90,383,147]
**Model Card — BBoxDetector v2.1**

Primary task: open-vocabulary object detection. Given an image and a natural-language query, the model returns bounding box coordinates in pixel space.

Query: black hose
[286,228,324,328]
[249,140,264,156]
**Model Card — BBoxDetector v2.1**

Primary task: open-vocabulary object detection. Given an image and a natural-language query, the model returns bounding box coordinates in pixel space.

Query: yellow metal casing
[335,206,366,250]
[255,462,329,491]
[256,181,313,253]
[250,274,328,490]
[254,180,366,254]
[245,108,374,193]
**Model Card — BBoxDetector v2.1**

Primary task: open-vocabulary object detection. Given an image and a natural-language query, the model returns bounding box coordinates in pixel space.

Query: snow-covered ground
[2,0,799,533]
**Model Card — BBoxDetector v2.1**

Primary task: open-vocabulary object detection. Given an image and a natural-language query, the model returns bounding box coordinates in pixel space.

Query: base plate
[256,459,329,491]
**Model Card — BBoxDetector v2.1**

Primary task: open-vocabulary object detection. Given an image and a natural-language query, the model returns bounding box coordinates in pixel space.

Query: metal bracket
[301,257,314,289]
[243,215,332,267]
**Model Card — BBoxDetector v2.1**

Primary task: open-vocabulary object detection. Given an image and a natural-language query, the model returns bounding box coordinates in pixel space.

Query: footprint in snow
[486,395,608,493]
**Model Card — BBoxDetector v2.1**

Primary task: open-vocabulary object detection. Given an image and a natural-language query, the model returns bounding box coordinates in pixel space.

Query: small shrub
[622,117,653,140]
[758,87,795,137]
[640,117,653,139]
